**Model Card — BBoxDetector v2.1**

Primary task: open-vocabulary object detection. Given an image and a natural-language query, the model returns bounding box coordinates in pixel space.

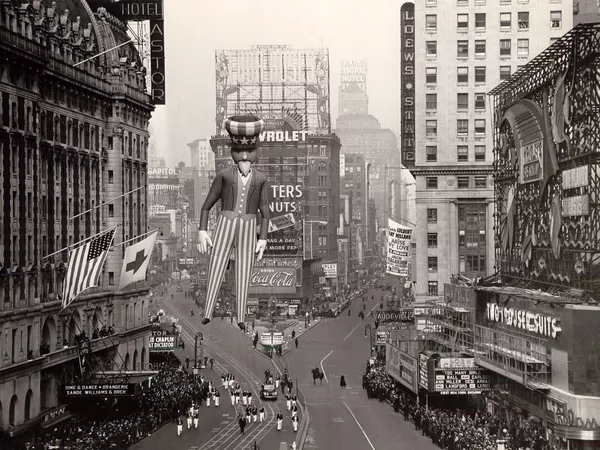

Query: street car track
[166,304,278,450]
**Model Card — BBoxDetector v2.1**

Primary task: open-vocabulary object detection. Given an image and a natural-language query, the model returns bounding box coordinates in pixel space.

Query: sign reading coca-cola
[249,257,301,295]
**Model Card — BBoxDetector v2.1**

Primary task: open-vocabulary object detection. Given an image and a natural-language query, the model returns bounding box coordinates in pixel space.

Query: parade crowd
[27,354,210,450]
[363,359,551,450]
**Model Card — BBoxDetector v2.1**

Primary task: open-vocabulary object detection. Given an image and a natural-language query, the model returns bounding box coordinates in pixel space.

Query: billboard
[432,368,492,395]
[148,177,180,208]
[386,219,412,276]
[341,60,367,84]
[249,257,302,295]
[386,343,418,393]
[400,2,415,167]
[258,121,306,257]
[323,263,337,278]
[149,329,177,352]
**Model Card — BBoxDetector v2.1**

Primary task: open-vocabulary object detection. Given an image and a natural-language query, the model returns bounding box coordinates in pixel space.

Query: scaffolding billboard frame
[215,46,331,136]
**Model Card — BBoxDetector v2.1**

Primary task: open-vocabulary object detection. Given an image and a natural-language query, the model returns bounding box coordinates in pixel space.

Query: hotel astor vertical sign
[401,3,415,167]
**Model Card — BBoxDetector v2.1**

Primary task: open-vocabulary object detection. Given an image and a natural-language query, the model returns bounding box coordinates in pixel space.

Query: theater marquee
[400,2,415,167]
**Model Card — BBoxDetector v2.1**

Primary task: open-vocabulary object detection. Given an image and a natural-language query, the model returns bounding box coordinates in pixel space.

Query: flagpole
[112,229,160,249]
[69,186,145,221]
[43,226,119,260]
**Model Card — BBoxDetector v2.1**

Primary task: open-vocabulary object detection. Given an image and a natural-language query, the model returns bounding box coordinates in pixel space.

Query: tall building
[409,0,572,299]
[187,137,214,173]
[0,0,153,435]
[334,60,402,241]
[341,154,368,268]
[574,0,600,24]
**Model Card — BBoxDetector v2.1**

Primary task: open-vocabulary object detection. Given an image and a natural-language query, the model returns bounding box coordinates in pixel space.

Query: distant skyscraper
[187,137,214,172]
[409,0,573,299]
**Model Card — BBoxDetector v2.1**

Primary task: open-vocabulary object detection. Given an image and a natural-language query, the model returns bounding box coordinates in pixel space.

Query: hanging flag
[62,228,117,309]
[119,231,158,290]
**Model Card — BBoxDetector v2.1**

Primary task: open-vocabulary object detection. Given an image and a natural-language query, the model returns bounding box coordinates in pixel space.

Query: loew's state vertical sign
[401,2,415,167]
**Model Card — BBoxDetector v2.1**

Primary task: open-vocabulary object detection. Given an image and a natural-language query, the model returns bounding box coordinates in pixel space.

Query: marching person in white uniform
[259,406,266,422]
[292,415,299,432]
[276,411,283,431]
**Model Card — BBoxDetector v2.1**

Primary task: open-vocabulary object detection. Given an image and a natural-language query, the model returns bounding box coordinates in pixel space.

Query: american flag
[62,228,116,310]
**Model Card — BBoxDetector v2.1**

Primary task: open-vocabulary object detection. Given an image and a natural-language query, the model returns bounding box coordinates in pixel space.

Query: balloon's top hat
[224,115,266,150]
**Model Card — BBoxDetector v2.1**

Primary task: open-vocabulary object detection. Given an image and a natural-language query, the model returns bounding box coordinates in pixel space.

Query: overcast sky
[149,0,403,166]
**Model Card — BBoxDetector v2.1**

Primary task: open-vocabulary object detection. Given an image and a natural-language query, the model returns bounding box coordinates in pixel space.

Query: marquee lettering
[486,302,562,339]
[556,408,600,430]
[149,19,166,104]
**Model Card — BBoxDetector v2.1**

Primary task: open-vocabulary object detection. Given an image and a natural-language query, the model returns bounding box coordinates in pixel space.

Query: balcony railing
[48,58,110,92]
[43,334,122,369]
[0,27,48,59]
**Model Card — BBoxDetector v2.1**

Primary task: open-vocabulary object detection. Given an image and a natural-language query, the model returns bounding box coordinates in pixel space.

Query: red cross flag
[119,231,158,290]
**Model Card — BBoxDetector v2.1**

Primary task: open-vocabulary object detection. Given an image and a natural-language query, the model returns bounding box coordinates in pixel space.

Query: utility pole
[194,332,204,378]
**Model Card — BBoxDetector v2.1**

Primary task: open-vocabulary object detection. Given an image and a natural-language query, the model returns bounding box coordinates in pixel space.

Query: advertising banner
[376,331,390,345]
[148,177,180,209]
[386,343,418,393]
[386,219,412,276]
[323,263,337,278]
[260,332,284,346]
[401,2,415,166]
[181,207,188,253]
[419,353,429,389]
[149,329,177,352]
[60,384,137,398]
[249,257,301,295]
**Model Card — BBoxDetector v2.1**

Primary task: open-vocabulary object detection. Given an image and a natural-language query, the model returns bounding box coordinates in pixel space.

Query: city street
[281,287,438,450]
[142,284,303,450]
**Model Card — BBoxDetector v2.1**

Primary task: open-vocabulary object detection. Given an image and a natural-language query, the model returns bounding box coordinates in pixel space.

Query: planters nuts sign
[249,257,301,295]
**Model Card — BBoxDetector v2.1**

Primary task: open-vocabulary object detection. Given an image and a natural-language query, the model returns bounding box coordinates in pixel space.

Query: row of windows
[426,66,516,85]
[426,207,487,224]
[426,93,487,111]
[426,0,533,5]
[427,256,485,272]
[425,11,562,32]
[427,232,487,248]
[426,119,487,136]
[426,38,530,58]
[425,175,488,189]
[426,145,486,162]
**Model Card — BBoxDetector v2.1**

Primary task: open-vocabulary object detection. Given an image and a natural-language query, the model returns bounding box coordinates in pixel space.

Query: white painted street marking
[320,350,333,383]
[211,428,221,433]
[343,401,377,450]
[222,414,229,417]
[221,421,230,424]
[332,417,344,423]
[343,323,362,342]
[350,391,359,395]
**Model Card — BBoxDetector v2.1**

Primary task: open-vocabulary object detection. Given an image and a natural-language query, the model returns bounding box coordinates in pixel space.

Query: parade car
[260,384,278,400]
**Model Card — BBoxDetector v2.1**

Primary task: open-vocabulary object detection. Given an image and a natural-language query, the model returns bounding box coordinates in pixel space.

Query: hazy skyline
[150,0,403,166]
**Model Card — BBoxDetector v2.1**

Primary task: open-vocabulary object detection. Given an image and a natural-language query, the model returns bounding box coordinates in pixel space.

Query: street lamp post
[365,324,373,357]
[194,331,204,377]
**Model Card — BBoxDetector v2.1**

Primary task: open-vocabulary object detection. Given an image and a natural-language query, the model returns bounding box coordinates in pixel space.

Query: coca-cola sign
[249,267,298,294]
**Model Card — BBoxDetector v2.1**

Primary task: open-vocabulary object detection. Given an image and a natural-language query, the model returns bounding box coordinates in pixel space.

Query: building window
[108,204,114,217]
[500,66,511,80]
[426,0,437,4]
[475,13,486,30]
[518,12,529,29]
[428,281,438,295]
[426,67,437,83]
[428,233,438,247]
[475,119,486,135]
[108,170,114,184]
[458,176,470,189]
[457,0,468,5]
[108,272,115,285]
[474,67,486,83]
[428,257,438,272]
[457,67,468,83]
[517,39,529,56]
[426,120,437,136]
[427,208,438,223]
[457,119,468,136]
[426,177,438,189]
[426,146,438,162]
[425,93,438,110]
[457,14,468,30]
[475,145,486,161]
[426,41,437,57]
[500,39,511,56]
[550,37,559,45]
[426,14,437,31]
[500,12,512,29]
[551,11,562,28]
[475,176,487,188]
[457,146,468,161]
[474,40,486,57]
[457,93,468,110]
[457,40,469,58]
[475,93,486,109]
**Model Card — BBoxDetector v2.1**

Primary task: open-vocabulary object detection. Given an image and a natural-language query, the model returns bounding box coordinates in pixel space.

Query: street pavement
[140,286,304,450]
[280,287,439,450]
